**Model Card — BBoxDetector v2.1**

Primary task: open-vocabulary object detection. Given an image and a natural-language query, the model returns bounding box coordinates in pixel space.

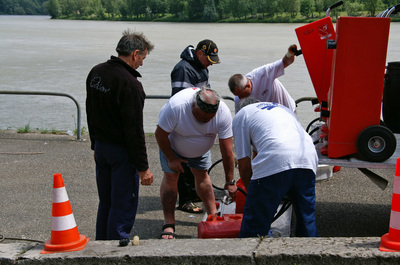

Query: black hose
[309,126,320,137]
[208,158,292,223]
[306,117,320,133]
[0,234,44,243]
[272,197,292,222]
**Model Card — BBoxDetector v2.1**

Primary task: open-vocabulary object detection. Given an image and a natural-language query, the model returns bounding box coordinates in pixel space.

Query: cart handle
[325,1,344,17]
[377,4,400,17]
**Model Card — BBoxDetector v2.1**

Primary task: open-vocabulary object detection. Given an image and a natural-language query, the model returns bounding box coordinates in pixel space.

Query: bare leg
[191,168,217,215]
[160,171,179,239]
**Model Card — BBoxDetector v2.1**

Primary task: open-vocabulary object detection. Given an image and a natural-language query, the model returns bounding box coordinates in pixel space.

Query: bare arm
[219,137,237,200]
[238,156,252,190]
[155,125,187,173]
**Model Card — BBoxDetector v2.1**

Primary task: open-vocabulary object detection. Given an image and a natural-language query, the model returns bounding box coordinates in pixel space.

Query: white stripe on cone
[53,187,69,203]
[51,213,77,231]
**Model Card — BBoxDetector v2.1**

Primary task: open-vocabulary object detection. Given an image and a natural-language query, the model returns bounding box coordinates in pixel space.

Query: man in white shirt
[232,97,318,238]
[228,45,297,113]
[155,87,236,239]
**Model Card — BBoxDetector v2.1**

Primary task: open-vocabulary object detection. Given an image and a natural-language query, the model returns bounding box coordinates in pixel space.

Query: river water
[1,15,399,133]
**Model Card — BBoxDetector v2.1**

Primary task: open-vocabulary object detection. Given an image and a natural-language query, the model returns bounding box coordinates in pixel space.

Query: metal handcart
[294,2,400,189]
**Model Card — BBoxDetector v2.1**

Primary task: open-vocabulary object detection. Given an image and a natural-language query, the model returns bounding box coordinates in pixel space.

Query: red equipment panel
[326,17,391,158]
[198,214,242,239]
[295,17,336,104]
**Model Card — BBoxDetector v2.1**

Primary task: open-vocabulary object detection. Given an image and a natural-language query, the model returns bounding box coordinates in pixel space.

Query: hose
[306,117,321,133]
[208,159,292,223]
[0,234,44,243]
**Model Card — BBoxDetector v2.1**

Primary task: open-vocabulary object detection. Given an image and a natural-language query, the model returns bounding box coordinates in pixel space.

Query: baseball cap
[196,39,220,64]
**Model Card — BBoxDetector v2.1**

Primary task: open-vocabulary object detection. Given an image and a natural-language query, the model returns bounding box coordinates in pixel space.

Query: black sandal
[160,224,176,239]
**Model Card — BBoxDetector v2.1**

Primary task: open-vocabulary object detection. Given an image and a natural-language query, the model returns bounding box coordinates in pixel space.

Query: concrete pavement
[1,130,400,264]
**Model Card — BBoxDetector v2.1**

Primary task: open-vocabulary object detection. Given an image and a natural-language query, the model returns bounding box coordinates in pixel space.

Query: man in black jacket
[170,39,220,214]
[86,30,154,246]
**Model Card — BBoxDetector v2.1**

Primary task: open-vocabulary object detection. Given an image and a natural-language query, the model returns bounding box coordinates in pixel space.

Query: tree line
[0,0,48,15]
[1,0,399,22]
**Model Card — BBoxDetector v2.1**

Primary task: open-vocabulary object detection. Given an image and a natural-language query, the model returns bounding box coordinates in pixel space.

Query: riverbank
[58,12,400,23]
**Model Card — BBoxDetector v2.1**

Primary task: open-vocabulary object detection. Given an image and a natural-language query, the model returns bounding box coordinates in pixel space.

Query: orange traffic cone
[380,158,400,252]
[41,173,89,254]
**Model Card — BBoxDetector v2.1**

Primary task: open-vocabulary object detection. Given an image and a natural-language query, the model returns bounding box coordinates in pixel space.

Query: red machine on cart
[295,1,398,162]
[198,3,400,239]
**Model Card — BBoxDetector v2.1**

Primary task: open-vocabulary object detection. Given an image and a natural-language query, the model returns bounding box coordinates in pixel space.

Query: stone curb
[2,237,400,264]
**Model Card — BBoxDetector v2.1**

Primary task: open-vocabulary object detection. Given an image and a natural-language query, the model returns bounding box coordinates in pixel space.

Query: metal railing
[0,91,234,141]
[146,95,234,102]
[0,91,83,140]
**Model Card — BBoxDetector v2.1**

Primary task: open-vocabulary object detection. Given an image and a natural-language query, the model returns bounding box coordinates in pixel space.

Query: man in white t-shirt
[155,87,236,239]
[228,45,297,113]
[232,98,318,238]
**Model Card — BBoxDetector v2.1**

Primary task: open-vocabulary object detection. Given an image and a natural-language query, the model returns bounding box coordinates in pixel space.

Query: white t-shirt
[234,59,296,113]
[158,88,233,158]
[232,102,317,180]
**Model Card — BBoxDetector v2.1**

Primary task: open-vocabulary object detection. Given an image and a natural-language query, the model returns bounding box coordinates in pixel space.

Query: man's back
[232,102,317,179]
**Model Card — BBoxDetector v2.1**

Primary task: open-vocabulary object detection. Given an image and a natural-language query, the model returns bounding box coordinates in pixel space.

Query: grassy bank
[61,12,400,23]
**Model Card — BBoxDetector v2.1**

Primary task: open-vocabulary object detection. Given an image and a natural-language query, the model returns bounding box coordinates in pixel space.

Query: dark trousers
[239,168,318,238]
[94,141,139,240]
[178,163,200,206]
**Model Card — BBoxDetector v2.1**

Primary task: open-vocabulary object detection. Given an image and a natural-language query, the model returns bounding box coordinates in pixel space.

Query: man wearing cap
[155,87,236,239]
[171,39,220,95]
[228,45,297,114]
[170,39,221,214]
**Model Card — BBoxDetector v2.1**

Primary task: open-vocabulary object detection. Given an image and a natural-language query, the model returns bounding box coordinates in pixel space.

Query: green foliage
[202,0,218,21]
[187,0,206,19]
[1,0,399,22]
[229,0,249,20]
[47,0,61,18]
[17,124,31,133]
[300,0,315,18]
[74,126,87,136]
[362,0,384,16]
[0,0,47,15]
[346,1,364,16]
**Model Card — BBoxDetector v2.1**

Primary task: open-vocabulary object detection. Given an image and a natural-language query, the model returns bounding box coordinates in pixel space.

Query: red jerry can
[198,214,243,239]
[235,178,246,214]
[295,17,336,105]
[324,17,395,161]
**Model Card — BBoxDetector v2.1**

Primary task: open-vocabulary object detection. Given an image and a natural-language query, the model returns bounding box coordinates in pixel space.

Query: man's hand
[283,44,297,68]
[138,169,154,186]
[224,182,237,202]
[168,158,188,173]
[286,44,298,58]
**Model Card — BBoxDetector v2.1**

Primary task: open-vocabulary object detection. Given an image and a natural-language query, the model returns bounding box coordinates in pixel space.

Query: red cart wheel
[356,125,397,162]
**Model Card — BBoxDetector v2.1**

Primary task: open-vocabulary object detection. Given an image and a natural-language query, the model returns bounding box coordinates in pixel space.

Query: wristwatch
[225,179,236,185]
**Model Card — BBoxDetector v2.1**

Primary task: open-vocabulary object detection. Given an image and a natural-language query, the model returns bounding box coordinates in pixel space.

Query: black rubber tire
[356,125,397,162]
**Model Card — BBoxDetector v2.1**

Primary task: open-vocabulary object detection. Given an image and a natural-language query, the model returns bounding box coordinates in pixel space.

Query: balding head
[194,87,220,114]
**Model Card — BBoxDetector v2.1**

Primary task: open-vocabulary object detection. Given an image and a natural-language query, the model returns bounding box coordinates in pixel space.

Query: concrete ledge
[2,237,400,264]
[256,237,400,264]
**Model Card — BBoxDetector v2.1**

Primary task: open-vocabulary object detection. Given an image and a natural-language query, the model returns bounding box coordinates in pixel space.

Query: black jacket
[86,56,148,171]
[170,46,209,96]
